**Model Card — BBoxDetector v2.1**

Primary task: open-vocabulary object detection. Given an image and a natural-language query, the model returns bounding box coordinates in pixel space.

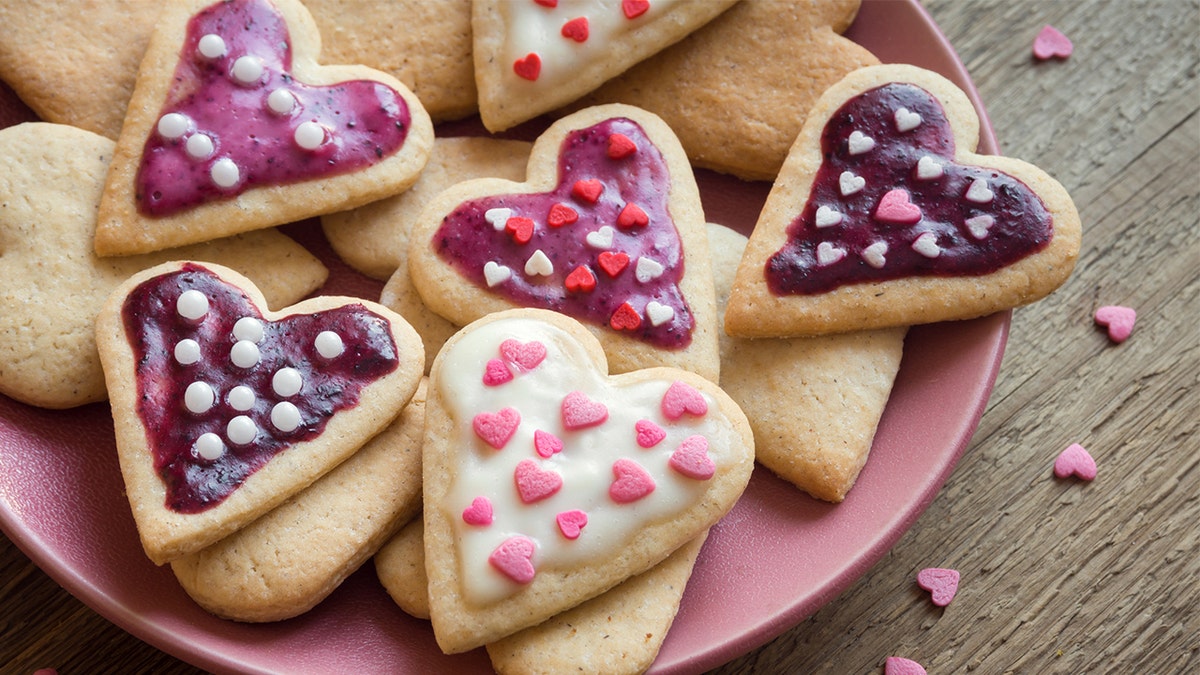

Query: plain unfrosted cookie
[171,381,427,622]
[573,0,879,180]
[408,104,721,382]
[0,122,326,409]
[708,224,903,502]
[422,309,753,653]
[94,0,433,256]
[725,64,1082,337]
[96,261,424,564]
[472,0,737,132]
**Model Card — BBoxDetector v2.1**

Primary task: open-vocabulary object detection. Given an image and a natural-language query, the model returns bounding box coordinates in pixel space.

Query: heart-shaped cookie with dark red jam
[408,104,720,382]
[421,309,753,653]
[94,0,433,257]
[96,262,424,565]
[725,64,1081,338]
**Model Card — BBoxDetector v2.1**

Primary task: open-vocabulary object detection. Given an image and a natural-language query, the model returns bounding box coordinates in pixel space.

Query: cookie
[408,104,721,382]
[93,0,434,256]
[572,0,879,181]
[708,223,904,502]
[421,308,753,653]
[375,515,431,619]
[0,122,326,410]
[171,380,427,622]
[95,261,424,564]
[725,64,1082,337]
[471,0,738,132]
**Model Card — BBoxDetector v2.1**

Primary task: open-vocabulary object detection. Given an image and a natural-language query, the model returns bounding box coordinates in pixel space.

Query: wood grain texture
[2,1,1197,673]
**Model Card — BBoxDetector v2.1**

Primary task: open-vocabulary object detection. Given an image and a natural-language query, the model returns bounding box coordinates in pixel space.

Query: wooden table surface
[2,1,1196,673]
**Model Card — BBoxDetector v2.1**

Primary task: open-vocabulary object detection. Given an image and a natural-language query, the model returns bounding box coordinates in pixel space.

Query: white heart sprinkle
[815,205,843,228]
[524,249,554,276]
[965,214,995,239]
[912,232,941,258]
[839,171,866,196]
[966,178,994,203]
[483,261,512,287]
[635,256,665,283]
[816,242,847,266]
[585,226,615,249]
[861,241,889,268]
[485,208,513,231]
[847,130,875,155]
[895,107,923,132]
[916,155,944,180]
[645,301,675,327]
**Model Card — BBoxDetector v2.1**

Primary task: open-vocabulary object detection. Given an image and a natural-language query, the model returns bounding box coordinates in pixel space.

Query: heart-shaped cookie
[421,309,753,653]
[96,261,424,564]
[408,104,720,381]
[94,0,433,256]
[725,65,1081,337]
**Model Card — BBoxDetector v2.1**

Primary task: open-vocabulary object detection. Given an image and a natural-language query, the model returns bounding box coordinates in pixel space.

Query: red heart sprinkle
[461,496,494,526]
[1094,305,1136,343]
[607,132,638,159]
[556,509,588,539]
[875,188,923,224]
[504,216,535,244]
[1033,24,1073,60]
[610,458,656,503]
[561,390,609,430]
[500,338,547,371]
[597,251,629,277]
[513,53,542,81]
[534,0,557,6]
[572,178,603,203]
[609,302,642,330]
[916,567,960,606]
[616,203,649,229]
[482,358,513,386]
[885,657,927,675]
[622,0,650,19]
[489,535,536,584]
[533,429,564,458]
[1054,443,1097,481]
[662,380,708,420]
[547,202,579,228]
[634,419,666,448]
[565,265,597,293]
[473,407,521,449]
[514,458,563,503]
[669,435,715,480]
[561,16,589,42]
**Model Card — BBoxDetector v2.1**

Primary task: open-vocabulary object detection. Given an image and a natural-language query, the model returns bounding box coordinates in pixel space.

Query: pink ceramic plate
[0,1,1005,673]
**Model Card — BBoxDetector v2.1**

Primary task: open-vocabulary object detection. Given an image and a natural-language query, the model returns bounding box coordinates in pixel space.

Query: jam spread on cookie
[136,0,412,216]
[122,263,399,513]
[432,117,694,349]
[765,82,1054,295]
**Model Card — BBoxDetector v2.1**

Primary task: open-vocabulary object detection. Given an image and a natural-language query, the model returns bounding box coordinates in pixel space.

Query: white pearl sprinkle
[195,433,225,461]
[271,402,302,432]
[272,367,303,397]
[231,55,264,84]
[185,132,214,159]
[315,331,344,359]
[233,317,264,343]
[294,121,326,150]
[227,415,258,445]
[197,34,227,59]
[228,385,256,412]
[184,381,216,414]
[230,339,261,368]
[211,157,240,188]
[174,339,202,365]
[157,112,190,139]
[176,290,209,321]
[267,88,296,115]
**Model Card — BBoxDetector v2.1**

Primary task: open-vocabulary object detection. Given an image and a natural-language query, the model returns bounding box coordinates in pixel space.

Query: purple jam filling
[432,117,694,349]
[123,263,399,513]
[765,83,1054,295]
[136,0,411,216]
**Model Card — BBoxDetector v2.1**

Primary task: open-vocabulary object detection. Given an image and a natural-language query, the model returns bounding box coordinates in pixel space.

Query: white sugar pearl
[272,367,303,397]
[315,331,344,359]
[294,121,326,150]
[157,112,190,139]
[233,317,264,343]
[211,157,240,188]
[230,340,261,368]
[195,433,225,461]
[185,132,214,159]
[227,415,258,445]
[184,381,216,414]
[231,55,264,84]
[174,339,202,365]
[176,290,209,321]
[227,385,256,411]
[267,88,296,115]
[271,402,301,432]
[197,34,227,59]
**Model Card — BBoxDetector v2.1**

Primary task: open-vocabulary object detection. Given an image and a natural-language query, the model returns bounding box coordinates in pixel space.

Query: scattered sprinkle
[916,567,960,607]
[885,656,927,675]
[1054,443,1097,481]
[1033,24,1073,60]
[1094,305,1136,343]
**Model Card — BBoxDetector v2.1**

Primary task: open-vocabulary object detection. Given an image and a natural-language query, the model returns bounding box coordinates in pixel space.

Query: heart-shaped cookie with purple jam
[408,104,720,382]
[421,309,753,653]
[94,0,433,256]
[725,64,1082,338]
[96,261,424,565]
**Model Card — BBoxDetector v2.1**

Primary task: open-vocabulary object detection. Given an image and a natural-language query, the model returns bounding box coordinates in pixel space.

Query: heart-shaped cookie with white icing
[94,0,433,256]
[725,64,1081,337]
[421,308,753,653]
[96,261,424,565]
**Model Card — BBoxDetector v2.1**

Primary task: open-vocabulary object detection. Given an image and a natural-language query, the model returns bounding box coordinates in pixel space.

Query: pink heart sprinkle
[668,435,716,480]
[514,458,563,503]
[482,358,513,386]
[562,390,609,430]
[556,509,588,539]
[489,535,536,584]
[473,407,521,449]
[609,458,656,503]
[875,188,923,224]
[916,567,960,607]
[661,381,707,420]
[635,419,666,448]
[1033,24,1073,60]
[1094,305,1136,343]
[461,496,494,526]
[1054,443,1097,481]
[885,657,927,675]
[500,338,547,371]
[533,429,564,458]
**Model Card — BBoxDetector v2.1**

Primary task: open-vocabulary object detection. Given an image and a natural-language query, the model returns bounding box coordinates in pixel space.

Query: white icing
[231,55,264,84]
[524,249,554,276]
[233,317,264,343]
[197,34,227,59]
[965,214,995,239]
[294,121,326,150]
[634,256,664,283]
[912,232,941,258]
[272,367,303,397]
[195,432,225,461]
[211,158,240,188]
[184,381,216,414]
[227,415,258,445]
[267,88,297,115]
[916,155,944,180]
[847,130,875,155]
[227,385,256,412]
[485,207,514,231]
[585,226,615,249]
[271,402,301,432]
[645,301,674,327]
[484,261,513,287]
[315,331,345,359]
[176,290,209,321]
[895,107,923,132]
[174,339,202,365]
[157,112,190,139]
[966,178,994,203]
[839,171,865,196]
[230,340,261,369]
[814,205,843,228]
[816,241,846,266]
[861,241,888,269]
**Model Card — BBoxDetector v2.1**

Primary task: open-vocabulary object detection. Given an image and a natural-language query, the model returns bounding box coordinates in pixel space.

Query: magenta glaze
[433,117,694,349]
[122,263,398,513]
[136,0,411,216]
[765,82,1052,295]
